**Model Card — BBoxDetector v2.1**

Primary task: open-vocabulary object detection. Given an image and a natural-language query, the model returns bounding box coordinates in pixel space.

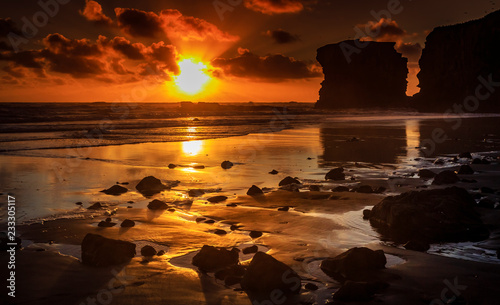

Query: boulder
[325,167,345,181]
[100,185,128,195]
[192,245,239,272]
[362,209,371,219]
[141,245,157,257]
[188,189,205,197]
[432,170,459,185]
[320,247,386,282]
[214,229,227,236]
[332,186,350,192]
[457,165,474,175]
[87,202,103,210]
[249,231,263,238]
[147,199,168,210]
[247,185,264,196]
[369,187,489,242]
[221,161,234,169]
[333,281,389,302]
[309,185,321,192]
[136,176,169,196]
[98,221,116,227]
[403,240,430,252]
[279,176,301,186]
[481,187,496,194]
[352,185,373,193]
[269,169,279,175]
[459,152,473,159]
[241,252,301,301]
[478,198,495,209]
[81,233,136,267]
[207,195,228,203]
[418,169,436,179]
[242,245,259,254]
[168,163,177,169]
[121,219,135,227]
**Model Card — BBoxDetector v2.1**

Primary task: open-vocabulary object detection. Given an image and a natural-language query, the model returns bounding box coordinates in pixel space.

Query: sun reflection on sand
[182,140,204,156]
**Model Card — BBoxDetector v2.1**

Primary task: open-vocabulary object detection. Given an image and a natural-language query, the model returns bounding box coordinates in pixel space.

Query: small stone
[226,203,238,207]
[157,250,166,256]
[98,221,116,227]
[362,209,371,219]
[75,201,83,205]
[279,176,301,186]
[147,199,168,210]
[221,161,234,169]
[325,167,345,181]
[168,164,177,169]
[141,245,157,257]
[247,185,264,196]
[403,240,430,252]
[204,219,216,224]
[195,217,206,223]
[208,195,228,203]
[269,169,279,175]
[457,165,474,175]
[304,283,319,291]
[121,219,135,227]
[87,202,103,210]
[214,229,227,236]
[249,231,263,239]
[332,186,350,192]
[418,169,436,179]
[277,206,289,212]
[230,224,242,231]
[100,185,128,195]
[242,245,258,254]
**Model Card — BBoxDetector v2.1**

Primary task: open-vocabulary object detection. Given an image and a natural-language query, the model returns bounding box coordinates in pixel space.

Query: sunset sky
[0,0,498,103]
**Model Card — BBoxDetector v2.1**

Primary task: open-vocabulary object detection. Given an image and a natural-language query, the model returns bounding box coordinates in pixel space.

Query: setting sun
[174,59,211,95]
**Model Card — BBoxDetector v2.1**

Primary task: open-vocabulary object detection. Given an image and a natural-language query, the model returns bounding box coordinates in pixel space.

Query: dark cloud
[211,48,321,81]
[266,29,299,44]
[244,0,307,15]
[115,8,163,38]
[0,41,13,50]
[0,18,21,37]
[98,36,145,60]
[358,18,407,42]
[143,41,180,74]
[80,0,113,26]
[396,42,422,62]
[44,33,102,57]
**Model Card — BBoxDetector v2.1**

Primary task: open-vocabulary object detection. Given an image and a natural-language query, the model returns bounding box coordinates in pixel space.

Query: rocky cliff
[315,40,408,109]
[415,10,500,112]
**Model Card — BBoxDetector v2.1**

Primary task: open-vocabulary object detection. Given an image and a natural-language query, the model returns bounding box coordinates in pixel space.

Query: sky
[0,0,498,103]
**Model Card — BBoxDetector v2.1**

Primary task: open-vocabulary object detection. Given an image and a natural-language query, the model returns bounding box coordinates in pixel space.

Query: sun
[174,59,211,95]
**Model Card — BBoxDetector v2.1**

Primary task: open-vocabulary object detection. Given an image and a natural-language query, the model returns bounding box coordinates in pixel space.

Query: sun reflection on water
[182,140,203,156]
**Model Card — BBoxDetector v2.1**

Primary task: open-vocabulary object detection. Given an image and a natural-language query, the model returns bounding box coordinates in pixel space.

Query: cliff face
[315,40,408,109]
[415,10,500,112]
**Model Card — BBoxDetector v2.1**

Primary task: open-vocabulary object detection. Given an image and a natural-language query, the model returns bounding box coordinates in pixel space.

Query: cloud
[143,41,180,74]
[396,42,422,62]
[80,0,113,26]
[114,7,238,42]
[0,41,13,50]
[97,36,145,60]
[211,48,321,81]
[358,18,407,42]
[266,29,299,44]
[0,18,21,37]
[244,0,307,15]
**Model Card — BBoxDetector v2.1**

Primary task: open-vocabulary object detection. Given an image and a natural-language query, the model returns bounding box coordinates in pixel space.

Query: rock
[214,229,227,235]
[433,159,445,165]
[320,247,386,282]
[192,245,239,272]
[204,219,216,224]
[315,41,408,109]
[332,186,350,192]
[362,209,371,219]
[141,245,157,257]
[207,195,228,203]
[478,198,495,209]
[215,265,246,282]
[403,240,430,252]
[193,165,205,169]
[243,245,259,254]
[100,185,128,195]
[432,170,459,185]
[188,189,205,197]
[472,158,482,164]
[168,208,176,212]
[136,176,169,196]
[374,186,386,194]
[157,250,166,256]
[147,199,168,210]
[278,206,290,212]
[87,202,103,210]
[241,252,301,300]
[247,185,264,196]
[458,165,474,175]
[309,185,321,192]
[269,169,279,175]
[418,169,436,179]
[249,231,263,239]
[369,187,489,242]
[304,283,318,291]
[352,185,373,193]
[230,224,242,231]
[120,219,135,227]
[105,217,112,222]
[75,201,83,205]
[195,217,206,223]
[226,203,237,207]
[325,167,345,181]
[221,161,234,169]
[279,176,301,186]
[98,221,116,227]
[168,163,177,169]
[333,280,388,302]
[81,233,136,267]
[458,152,473,159]
[224,275,241,286]
[481,187,496,194]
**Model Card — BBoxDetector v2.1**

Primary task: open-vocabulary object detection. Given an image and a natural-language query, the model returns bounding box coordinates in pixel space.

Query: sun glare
[175,59,211,95]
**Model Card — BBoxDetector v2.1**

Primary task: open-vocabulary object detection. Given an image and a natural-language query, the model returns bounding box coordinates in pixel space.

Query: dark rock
[230,224,242,231]
[352,185,373,193]
[369,187,489,242]
[432,170,459,185]
[87,202,103,210]
[304,283,318,291]
[315,41,408,109]
[100,185,128,195]
[472,158,482,164]
[224,276,241,286]
[168,208,176,212]
[433,159,445,165]
[188,189,205,197]
[241,252,301,300]
[136,176,169,196]
[418,169,436,179]
[458,165,474,175]
[332,186,350,192]
[141,245,157,257]
[325,167,345,181]
[221,161,234,169]
[215,265,246,283]
[147,199,168,210]
[403,240,430,252]
[242,245,259,254]
[278,206,290,212]
[204,219,216,224]
[226,203,237,207]
[374,186,386,194]
[121,219,135,228]
[195,217,206,223]
[269,169,279,175]
[247,185,264,196]
[127,201,134,204]
[207,195,228,203]
[481,187,496,194]
[214,229,227,235]
[309,185,321,192]
[168,163,177,169]
[75,201,83,205]
[458,152,473,159]
[81,233,136,267]
[279,176,301,186]
[478,198,495,209]
[157,250,166,256]
[193,165,205,169]
[192,245,239,272]
[105,218,112,222]
[333,281,388,302]
[320,247,386,282]
[98,221,116,227]
[362,209,371,219]
[249,231,263,239]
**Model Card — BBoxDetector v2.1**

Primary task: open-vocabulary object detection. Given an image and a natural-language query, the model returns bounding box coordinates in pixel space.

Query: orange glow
[174,58,211,95]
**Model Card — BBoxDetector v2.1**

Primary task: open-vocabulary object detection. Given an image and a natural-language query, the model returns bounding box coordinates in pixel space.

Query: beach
[2,109,500,305]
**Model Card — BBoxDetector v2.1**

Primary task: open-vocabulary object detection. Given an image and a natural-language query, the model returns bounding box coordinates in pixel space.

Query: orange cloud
[244,0,306,14]
[79,0,113,26]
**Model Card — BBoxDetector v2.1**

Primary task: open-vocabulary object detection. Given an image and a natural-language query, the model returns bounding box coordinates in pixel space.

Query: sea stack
[315,40,408,109]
